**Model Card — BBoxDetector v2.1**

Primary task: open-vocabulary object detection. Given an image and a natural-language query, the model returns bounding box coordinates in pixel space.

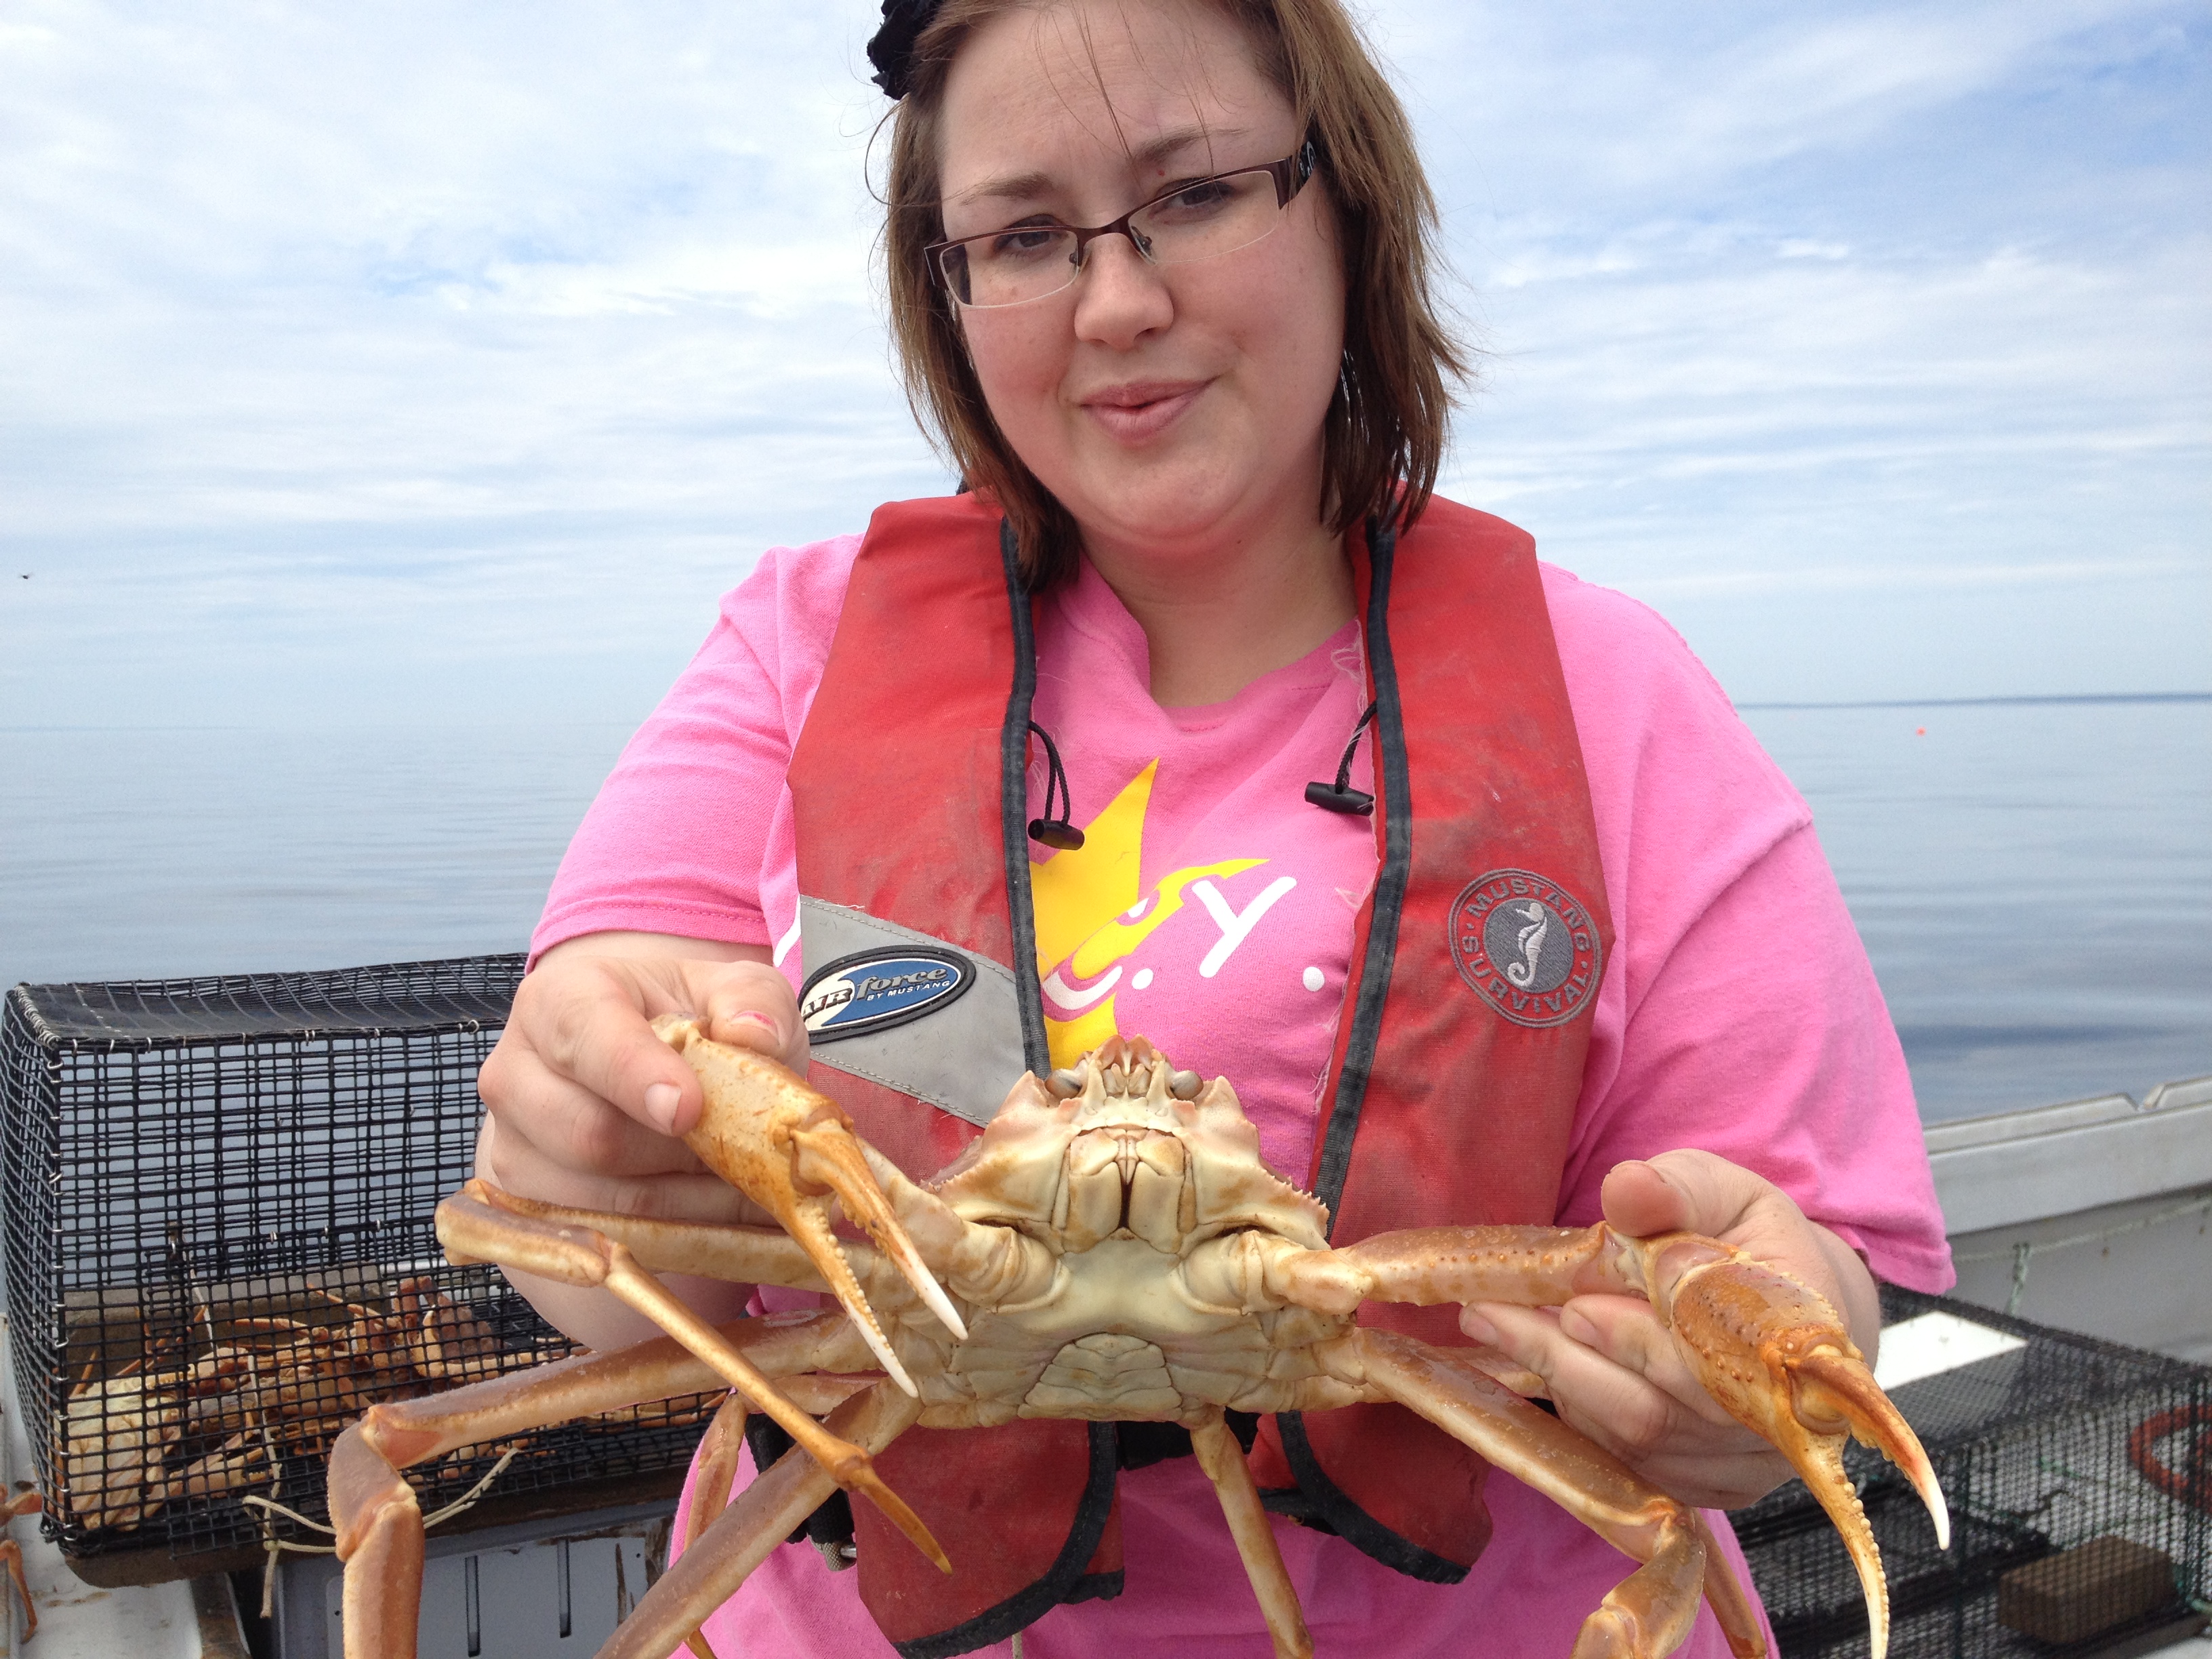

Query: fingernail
[1559,1307,1597,1345]
[716,1008,781,1044]
[1461,1312,1499,1347]
[644,1082,682,1135]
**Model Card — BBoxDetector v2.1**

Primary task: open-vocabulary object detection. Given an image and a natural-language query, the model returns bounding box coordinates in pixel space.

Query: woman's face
[936,0,1347,562]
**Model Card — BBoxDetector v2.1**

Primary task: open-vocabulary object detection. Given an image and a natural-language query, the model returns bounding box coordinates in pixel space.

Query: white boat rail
[1926,1074,2212,1364]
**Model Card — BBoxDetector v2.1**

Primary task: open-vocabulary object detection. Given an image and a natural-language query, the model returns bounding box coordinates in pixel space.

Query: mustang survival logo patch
[800,946,975,1043]
[1448,869,1603,1028]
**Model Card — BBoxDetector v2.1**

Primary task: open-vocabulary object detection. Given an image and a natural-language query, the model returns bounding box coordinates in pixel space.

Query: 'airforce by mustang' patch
[800,946,976,1042]
[1448,869,1603,1028]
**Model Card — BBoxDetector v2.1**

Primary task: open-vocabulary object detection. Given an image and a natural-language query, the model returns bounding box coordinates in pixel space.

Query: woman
[476,0,1953,1652]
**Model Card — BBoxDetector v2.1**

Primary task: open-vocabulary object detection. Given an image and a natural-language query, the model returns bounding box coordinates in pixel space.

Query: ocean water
[1740,697,2210,1120]
[1,698,2205,1124]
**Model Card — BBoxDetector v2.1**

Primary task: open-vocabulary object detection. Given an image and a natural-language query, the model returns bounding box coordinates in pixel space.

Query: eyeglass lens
[939,167,1288,309]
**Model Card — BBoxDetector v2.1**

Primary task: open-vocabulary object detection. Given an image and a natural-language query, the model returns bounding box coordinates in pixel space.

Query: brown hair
[883,0,1468,588]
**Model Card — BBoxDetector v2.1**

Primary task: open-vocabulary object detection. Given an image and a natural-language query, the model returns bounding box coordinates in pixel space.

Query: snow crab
[331,1025,1946,1659]
[49,1275,518,1538]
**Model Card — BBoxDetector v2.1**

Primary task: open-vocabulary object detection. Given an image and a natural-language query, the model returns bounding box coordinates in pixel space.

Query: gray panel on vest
[798,898,1029,1127]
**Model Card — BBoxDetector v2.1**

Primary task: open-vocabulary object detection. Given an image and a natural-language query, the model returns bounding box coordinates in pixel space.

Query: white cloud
[1387,0,2194,200]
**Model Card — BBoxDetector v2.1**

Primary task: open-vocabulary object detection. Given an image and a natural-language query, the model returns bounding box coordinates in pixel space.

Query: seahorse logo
[1446,869,1605,1029]
[1504,901,1550,987]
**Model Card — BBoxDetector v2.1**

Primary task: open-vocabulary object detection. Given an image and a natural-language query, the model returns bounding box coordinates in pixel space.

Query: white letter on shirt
[1192,876,1298,979]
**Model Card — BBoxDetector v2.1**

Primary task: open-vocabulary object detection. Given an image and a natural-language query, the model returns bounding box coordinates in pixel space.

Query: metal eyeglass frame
[926,138,1319,309]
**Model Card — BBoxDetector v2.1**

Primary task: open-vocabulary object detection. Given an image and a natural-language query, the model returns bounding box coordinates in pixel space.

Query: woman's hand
[1458,1149,1881,1511]
[474,931,809,1348]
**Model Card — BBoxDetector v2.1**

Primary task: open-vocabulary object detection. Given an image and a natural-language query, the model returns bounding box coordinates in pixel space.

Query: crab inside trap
[0,956,718,1581]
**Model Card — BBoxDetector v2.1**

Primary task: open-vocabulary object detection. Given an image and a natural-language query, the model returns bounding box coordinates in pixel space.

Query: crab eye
[1045,1063,1088,1100]
[1168,1069,1202,1100]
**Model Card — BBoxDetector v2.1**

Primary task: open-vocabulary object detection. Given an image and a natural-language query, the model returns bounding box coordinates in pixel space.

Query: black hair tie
[1305,701,1378,816]
[867,0,944,100]
[1027,722,1086,850]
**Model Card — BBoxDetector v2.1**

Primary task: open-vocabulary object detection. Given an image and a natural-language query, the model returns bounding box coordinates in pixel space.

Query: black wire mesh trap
[0,956,721,1572]
[1734,1284,2212,1658]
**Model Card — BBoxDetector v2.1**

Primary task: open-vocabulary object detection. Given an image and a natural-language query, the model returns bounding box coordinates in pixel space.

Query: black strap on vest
[1256,521,1473,1582]
[1310,519,1411,1222]
[743,1414,856,1552]
[998,520,1053,1075]
[1258,1413,1467,1584]
[893,1425,1124,1659]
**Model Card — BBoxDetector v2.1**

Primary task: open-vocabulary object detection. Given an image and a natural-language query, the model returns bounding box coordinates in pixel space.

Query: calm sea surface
[2,698,2205,1124]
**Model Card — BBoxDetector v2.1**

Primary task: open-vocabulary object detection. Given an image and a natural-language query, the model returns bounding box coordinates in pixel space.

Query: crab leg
[685,1392,752,1555]
[460,1181,826,1292]
[1190,1413,1313,1659]
[436,1183,945,1572]
[474,1172,1054,1350]
[1349,1330,1763,1659]
[600,1381,924,1659]
[1686,1511,1764,1659]
[501,1042,1050,1326]
[332,1311,863,1659]
[1268,1223,1942,1658]
[655,1016,969,1364]
[678,1393,753,1659]
[3,1488,41,1641]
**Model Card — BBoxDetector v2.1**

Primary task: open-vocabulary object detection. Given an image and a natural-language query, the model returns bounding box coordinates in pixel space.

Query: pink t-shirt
[533,520,1954,1659]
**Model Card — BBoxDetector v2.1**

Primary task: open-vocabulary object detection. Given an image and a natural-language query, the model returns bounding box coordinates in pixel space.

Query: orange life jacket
[781,492,1610,1656]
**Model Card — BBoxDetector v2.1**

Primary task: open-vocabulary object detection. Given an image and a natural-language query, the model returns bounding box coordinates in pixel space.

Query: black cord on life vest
[1027,721,1086,849]
[1305,700,1378,815]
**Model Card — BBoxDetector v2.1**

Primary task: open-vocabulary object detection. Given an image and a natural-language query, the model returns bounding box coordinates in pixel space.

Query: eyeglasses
[926,140,1317,310]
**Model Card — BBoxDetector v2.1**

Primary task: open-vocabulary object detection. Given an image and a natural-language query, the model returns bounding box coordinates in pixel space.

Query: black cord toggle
[1305,701,1378,815]
[1027,721,1086,849]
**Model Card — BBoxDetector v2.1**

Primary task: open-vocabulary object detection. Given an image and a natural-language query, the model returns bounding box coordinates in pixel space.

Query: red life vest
[783,492,1611,1656]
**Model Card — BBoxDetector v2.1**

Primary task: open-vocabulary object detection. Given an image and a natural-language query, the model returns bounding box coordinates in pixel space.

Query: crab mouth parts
[1110,1136,1145,1228]
[1061,1128,1193,1252]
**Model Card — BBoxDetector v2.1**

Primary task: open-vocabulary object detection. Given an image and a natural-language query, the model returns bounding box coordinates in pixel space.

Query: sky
[1,0,2206,729]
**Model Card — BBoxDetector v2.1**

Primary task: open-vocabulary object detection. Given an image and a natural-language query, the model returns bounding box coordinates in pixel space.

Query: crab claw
[1794,1349,1948,1551]
[655,1017,966,1396]
[787,1115,970,1345]
[1656,1250,1945,1659]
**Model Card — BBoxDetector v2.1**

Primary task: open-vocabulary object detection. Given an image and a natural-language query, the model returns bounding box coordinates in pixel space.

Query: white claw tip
[917,1275,968,1344]
[847,1305,919,1397]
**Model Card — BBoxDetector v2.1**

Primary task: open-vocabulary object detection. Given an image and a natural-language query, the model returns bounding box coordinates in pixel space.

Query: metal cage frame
[0,956,716,1579]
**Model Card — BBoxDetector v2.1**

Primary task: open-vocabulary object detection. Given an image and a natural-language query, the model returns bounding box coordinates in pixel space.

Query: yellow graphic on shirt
[1029,758,1266,1069]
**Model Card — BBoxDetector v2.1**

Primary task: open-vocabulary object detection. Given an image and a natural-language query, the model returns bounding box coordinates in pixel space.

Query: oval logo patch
[800,947,975,1043]
[1448,869,1603,1028]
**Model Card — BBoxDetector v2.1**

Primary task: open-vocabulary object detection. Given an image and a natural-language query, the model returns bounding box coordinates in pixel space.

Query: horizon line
[4,692,2209,733]
[1737,691,2211,711]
